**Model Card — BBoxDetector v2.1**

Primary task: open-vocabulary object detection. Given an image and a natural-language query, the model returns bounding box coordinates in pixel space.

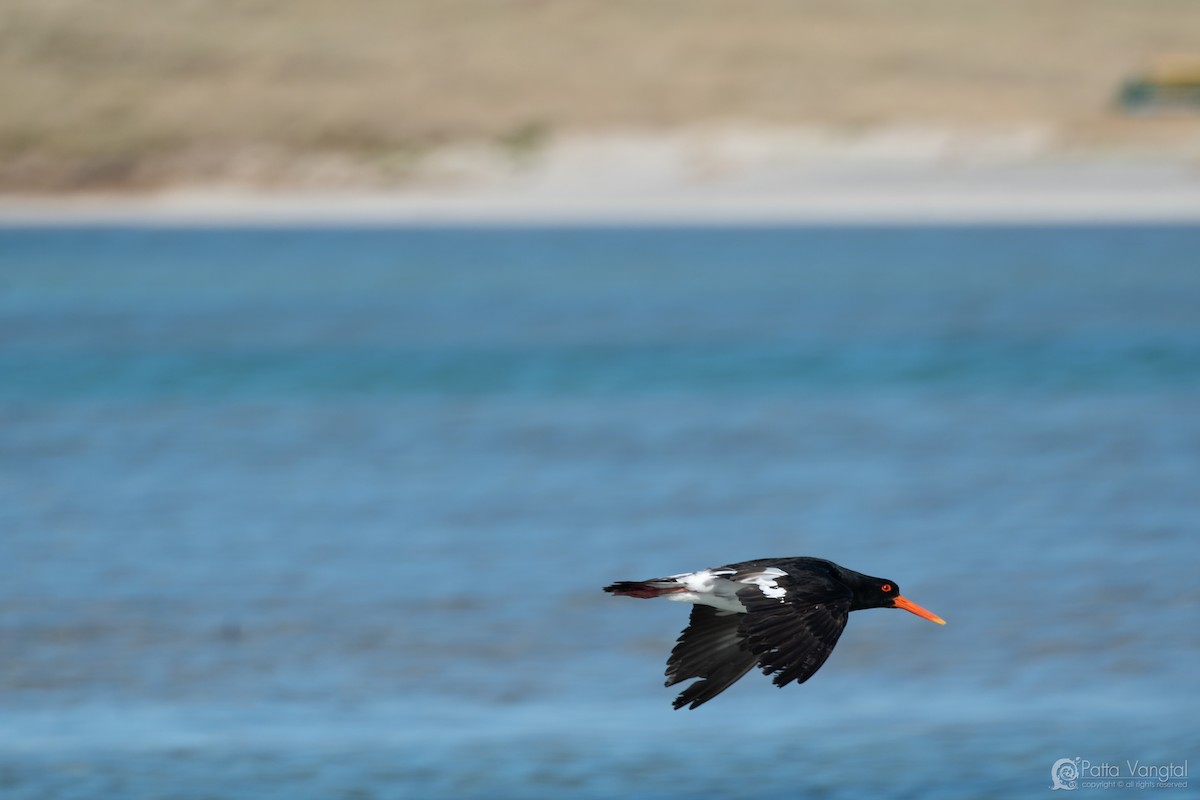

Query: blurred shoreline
[3,126,1200,225]
[9,0,1200,219]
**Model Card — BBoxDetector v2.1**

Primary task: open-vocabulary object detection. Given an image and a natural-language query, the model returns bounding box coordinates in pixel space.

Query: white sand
[3,126,1200,225]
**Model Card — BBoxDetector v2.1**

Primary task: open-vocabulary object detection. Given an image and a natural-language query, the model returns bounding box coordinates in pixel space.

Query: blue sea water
[1,224,1198,799]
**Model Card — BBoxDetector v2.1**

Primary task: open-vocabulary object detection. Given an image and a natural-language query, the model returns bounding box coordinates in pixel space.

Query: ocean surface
[1,224,1198,799]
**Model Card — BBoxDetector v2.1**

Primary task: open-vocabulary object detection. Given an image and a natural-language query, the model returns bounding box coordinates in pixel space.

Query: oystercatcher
[604,557,945,709]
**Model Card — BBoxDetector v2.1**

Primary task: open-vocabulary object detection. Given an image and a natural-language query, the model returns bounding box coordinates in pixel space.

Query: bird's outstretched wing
[736,567,853,688]
[665,605,759,710]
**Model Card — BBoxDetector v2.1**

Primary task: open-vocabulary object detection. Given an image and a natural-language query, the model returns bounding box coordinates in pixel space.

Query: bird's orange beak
[892,595,946,625]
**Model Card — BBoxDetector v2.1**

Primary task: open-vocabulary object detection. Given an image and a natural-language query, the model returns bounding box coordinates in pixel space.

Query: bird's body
[604,557,945,709]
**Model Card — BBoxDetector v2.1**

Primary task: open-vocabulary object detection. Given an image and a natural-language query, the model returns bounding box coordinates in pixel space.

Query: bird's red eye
[880,583,892,593]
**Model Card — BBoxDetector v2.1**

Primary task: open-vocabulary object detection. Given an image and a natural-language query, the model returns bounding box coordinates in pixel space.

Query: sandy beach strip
[3,141,1200,226]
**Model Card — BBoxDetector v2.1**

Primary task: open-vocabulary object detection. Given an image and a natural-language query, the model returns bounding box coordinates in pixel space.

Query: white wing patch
[740,567,788,601]
[660,567,788,613]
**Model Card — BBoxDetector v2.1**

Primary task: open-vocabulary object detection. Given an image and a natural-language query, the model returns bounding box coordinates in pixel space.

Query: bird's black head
[849,575,901,610]
[846,570,946,624]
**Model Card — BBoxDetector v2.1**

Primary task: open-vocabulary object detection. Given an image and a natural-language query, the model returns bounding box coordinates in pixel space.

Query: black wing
[665,605,759,710]
[736,567,853,688]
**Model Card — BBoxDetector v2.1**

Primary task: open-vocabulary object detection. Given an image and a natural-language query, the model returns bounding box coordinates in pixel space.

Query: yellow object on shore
[1119,55,1200,111]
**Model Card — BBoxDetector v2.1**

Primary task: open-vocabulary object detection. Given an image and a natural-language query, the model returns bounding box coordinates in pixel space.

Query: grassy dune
[3,0,1200,190]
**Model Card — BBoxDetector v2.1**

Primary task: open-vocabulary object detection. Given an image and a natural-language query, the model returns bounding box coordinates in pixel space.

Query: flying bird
[604,557,945,709]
